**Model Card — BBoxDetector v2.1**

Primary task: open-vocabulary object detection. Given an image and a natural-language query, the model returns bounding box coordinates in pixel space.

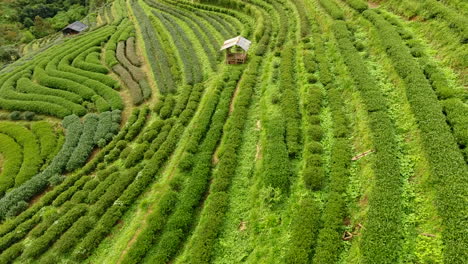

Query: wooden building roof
[63,21,88,33]
[220,36,251,51]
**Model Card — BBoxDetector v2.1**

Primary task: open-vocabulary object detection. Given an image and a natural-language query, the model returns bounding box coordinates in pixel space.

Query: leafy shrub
[319,0,345,20]
[346,0,368,13]
[284,198,321,263]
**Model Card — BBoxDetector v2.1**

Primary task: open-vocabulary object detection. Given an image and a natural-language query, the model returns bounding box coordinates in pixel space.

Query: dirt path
[212,76,245,165]
[116,206,154,264]
[368,1,379,8]
[0,154,4,174]
[229,78,243,113]
[119,88,135,125]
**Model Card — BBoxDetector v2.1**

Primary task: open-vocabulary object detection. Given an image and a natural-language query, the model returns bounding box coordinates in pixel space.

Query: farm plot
[0,0,466,263]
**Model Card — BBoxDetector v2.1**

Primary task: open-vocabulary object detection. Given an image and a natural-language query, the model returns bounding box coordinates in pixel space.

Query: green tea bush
[124,143,150,168]
[31,121,58,161]
[21,204,87,259]
[319,0,345,20]
[284,198,321,263]
[0,123,42,186]
[125,37,141,66]
[346,0,368,13]
[113,64,143,105]
[0,134,22,196]
[66,114,100,171]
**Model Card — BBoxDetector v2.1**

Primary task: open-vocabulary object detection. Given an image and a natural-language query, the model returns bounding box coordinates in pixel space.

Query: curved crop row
[0,123,42,188]
[364,10,468,263]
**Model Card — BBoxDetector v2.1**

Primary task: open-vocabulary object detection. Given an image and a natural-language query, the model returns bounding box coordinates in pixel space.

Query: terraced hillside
[0,0,466,263]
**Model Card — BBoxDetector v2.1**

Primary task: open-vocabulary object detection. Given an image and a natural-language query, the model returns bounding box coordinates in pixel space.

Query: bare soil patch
[368,1,379,8]
[117,207,154,264]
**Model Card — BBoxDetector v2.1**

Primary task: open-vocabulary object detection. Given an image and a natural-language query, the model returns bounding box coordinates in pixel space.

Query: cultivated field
[0,0,466,263]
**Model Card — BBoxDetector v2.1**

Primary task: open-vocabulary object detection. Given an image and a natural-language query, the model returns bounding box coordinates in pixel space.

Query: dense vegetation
[0,0,466,263]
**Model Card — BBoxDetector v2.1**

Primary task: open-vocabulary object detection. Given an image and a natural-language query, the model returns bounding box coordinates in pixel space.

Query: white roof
[220,36,251,51]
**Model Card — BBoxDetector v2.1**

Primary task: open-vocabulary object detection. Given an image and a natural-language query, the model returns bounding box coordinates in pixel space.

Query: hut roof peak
[220,36,251,51]
[63,21,88,32]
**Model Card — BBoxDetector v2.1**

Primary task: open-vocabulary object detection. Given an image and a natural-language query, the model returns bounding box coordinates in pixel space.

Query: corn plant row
[364,10,467,263]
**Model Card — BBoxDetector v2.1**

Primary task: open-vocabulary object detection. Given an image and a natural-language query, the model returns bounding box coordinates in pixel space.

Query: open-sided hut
[62,21,88,35]
[220,36,251,64]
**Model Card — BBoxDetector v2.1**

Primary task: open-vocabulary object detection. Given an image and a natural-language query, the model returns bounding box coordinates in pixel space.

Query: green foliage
[0,122,43,187]
[0,115,82,220]
[346,0,368,13]
[0,133,22,196]
[177,62,251,264]
[319,0,345,20]
[279,45,302,157]
[125,37,142,66]
[31,121,59,161]
[124,143,149,168]
[113,64,143,105]
[284,198,321,263]
[21,204,87,259]
[116,41,146,82]
[333,20,404,263]
[131,1,176,93]
[262,115,291,194]
[66,114,99,171]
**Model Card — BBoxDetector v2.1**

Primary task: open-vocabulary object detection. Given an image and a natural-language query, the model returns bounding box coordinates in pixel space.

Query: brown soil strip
[255,143,262,161]
[117,207,154,264]
[368,1,379,8]
[30,186,52,205]
[229,79,242,113]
